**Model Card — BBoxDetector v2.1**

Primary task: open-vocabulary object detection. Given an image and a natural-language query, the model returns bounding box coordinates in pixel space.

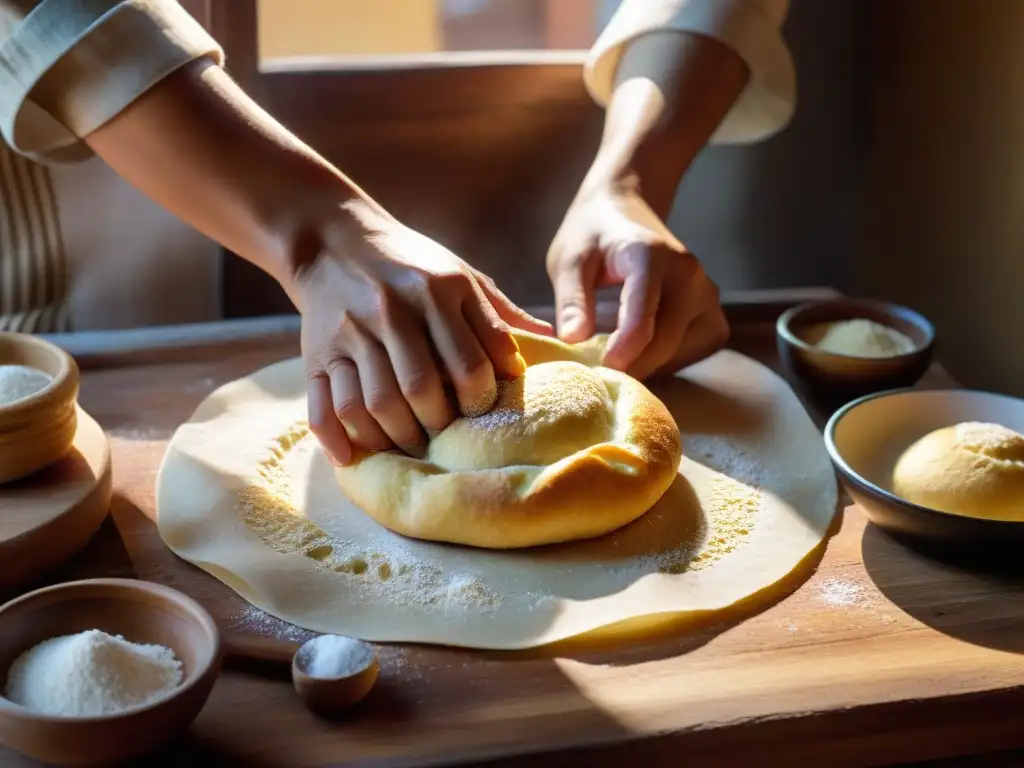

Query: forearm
[84,58,381,301]
[582,31,749,218]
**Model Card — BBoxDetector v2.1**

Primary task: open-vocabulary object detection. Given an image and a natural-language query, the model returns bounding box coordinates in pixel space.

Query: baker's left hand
[546,183,730,381]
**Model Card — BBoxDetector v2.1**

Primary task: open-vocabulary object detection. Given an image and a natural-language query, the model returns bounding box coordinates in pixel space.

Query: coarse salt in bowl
[0,578,222,766]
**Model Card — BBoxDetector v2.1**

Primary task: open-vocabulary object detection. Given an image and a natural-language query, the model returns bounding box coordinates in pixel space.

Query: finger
[473,272,554,337]
[462,288,527,380]
[602,243,664,372]
[352,338,426,456]
[427,306,500,417]
[380,317,453,435]
[627,261,716,381]
[325,357,392,452]
[650,307,731,379]
[551,250,600,343]
[306,373,352,466]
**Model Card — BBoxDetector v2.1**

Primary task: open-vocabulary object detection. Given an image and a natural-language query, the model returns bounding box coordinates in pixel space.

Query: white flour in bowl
[3,629,183,717]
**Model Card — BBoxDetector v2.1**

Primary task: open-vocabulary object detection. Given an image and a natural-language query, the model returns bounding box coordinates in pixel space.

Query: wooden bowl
[0,333,79,484]
[0,578,222,765]
[825,388,1024,557]
[292,635,379,718]
[776,299,934,400]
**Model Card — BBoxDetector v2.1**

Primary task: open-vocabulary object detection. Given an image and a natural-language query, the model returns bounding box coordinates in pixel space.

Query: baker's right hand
[288,199,552,467]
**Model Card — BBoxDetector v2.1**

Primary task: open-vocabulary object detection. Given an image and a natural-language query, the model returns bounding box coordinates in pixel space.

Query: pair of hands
[296,186,728,467]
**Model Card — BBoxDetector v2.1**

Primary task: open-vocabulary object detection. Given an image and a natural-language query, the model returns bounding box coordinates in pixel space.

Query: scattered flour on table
[0,365,51,406]
[106,425,168,441]
[226,604,313,642]
[297,634,374,678]
[816,578,870,607]
[4,629,183,717]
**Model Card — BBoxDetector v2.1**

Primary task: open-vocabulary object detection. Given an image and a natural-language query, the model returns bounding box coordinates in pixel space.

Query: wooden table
[6,288,1024,768]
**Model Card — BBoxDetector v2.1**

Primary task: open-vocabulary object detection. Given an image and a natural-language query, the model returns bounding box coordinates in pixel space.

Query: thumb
[552,251,599,343]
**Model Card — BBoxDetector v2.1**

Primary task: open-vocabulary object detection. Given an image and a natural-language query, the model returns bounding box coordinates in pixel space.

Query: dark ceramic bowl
[825,388,1024,556]
[777,299,935,400]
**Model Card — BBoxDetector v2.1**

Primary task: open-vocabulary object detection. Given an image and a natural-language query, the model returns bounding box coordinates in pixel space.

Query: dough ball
[333,331,683,549]
[892,421,1024,520]
[427,361,614,472]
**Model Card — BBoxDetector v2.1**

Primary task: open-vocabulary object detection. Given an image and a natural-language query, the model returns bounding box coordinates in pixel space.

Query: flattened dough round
[334,333,682,549]
[156,341,838,650]
[893,421,1024,520]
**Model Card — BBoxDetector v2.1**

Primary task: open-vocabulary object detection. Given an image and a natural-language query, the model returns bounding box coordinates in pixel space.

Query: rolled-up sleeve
[585,0,795,144]
[0,0,223,163]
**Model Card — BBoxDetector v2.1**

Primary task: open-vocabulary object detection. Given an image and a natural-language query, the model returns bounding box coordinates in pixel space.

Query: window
[256,0,624,66]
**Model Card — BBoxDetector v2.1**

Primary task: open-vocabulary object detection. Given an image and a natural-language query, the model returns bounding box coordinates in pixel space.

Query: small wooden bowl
[0,578,222,765]
[0,333,80,484]
[776,299,934,400]
[825,388,1024,557]
[221,634,379,716]
[292,635,379,718]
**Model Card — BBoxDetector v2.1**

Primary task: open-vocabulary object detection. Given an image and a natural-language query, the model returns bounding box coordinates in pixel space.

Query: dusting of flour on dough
[235,424,504,615]
[664,475,759,573]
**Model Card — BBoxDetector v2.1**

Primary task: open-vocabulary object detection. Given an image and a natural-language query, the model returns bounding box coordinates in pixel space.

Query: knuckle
[335,309,355,335]
[334,395,364,421]
[709,309,731,347]
[451,351,492,388]
[322,356,352,377]
[566,248,593,273]
[364,385,400,417]
[548,247,589,280]
[427,271,471,303]
[675,252,702,281]
[399,367,433,399]
[306,413,327,436]
[306,405,331,436]
[370,284,398,321]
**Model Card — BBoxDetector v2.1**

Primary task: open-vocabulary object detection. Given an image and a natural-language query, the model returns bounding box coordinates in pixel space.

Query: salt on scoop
[296,634,375,679]
[3,629,183,717]
[291,634,380,717]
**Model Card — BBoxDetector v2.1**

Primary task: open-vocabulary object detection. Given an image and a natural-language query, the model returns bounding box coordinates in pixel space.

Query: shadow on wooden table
[0,516,135,605]
[861,524,1024,654]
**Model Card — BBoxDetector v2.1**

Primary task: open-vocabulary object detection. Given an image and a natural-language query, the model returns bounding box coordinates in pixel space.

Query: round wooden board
[0,407,112,588]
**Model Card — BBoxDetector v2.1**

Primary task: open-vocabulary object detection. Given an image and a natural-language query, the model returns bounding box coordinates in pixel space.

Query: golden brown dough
[333,331,682,549]
[892,421,1024,521]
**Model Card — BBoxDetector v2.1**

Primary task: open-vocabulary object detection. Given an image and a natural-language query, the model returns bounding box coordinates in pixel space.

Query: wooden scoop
[223,634,379,717]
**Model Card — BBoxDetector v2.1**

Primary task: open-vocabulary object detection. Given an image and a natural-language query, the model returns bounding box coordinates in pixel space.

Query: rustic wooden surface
[0,409,111,590]
[5,289,1024,768]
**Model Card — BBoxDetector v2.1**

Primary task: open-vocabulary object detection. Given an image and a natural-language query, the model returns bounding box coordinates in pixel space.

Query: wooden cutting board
[10,304,1024,767]
[0,408,112,589]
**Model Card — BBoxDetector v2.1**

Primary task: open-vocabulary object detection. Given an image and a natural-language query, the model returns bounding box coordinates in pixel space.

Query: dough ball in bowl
[333,331,682,549]
[893,421,1024,521]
